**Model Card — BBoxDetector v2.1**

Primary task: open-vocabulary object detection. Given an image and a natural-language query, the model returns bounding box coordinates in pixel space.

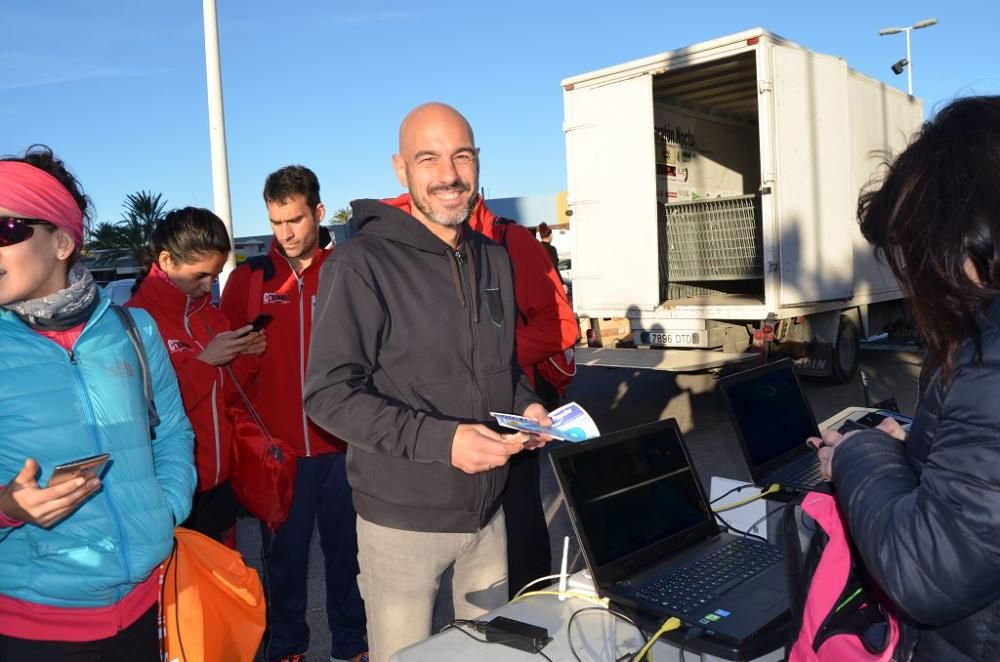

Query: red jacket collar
[266,239,332,277]
[133,263,208,316]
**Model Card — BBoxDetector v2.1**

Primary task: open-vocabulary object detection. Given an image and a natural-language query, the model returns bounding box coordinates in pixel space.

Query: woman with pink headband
[0,146,196,659]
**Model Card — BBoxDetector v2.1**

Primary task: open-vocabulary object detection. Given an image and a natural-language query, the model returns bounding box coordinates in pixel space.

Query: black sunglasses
[0,217,53,248]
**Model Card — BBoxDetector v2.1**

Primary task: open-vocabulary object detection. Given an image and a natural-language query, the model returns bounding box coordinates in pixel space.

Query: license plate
[643,330,701,347]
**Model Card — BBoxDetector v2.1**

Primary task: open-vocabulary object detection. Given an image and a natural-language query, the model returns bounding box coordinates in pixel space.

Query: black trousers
[503,371,559,598]
[0,604,159,662]
[181,479,237,543]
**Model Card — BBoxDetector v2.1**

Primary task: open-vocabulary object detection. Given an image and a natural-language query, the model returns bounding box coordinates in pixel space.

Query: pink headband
[0,161,84,246]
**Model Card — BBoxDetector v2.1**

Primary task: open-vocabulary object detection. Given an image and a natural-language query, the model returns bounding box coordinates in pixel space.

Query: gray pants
[356,509,509,662]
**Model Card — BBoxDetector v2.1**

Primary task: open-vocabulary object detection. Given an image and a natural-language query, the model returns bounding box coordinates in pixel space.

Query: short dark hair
[134,207,232,293]
[263,165,321,209]
[1,144,93,227]
[858,96,1000,377]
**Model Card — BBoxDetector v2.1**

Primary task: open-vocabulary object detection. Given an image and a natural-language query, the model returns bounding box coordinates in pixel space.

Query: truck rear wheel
[831,315,860,383]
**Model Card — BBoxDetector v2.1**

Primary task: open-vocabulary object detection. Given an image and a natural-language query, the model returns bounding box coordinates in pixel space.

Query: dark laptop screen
[722,362,818,468]
[555,422,712,567]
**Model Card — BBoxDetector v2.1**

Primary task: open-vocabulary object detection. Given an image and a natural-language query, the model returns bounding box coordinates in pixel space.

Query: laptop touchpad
[727,584,785,610]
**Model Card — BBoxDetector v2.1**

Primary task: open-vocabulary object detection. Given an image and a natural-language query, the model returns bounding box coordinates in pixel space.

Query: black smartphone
[247,313,273,333]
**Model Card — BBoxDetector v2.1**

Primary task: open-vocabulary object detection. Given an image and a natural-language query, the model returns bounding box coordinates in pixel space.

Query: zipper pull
[454,250,465,267]
[68,349,77,364]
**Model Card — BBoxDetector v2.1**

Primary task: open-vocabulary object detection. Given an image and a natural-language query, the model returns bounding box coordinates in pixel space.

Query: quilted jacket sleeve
[134,310,197,525]
[832,359,1000,625]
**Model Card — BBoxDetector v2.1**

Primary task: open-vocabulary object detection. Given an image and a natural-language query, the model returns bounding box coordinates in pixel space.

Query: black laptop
[549,419,788,644]
[717,358,825,491]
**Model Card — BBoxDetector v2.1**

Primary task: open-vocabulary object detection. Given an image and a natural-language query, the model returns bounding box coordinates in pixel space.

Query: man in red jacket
[467,200,578,598]
[220,166,367,662]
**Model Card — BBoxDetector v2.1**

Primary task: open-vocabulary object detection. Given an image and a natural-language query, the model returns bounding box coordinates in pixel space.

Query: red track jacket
[127,264,254,492]
[220,241,344,458]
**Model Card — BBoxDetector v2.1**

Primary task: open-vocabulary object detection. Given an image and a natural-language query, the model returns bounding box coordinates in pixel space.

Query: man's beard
[413,184,476,228]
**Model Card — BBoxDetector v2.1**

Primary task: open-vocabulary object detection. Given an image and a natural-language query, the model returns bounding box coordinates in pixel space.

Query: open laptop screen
[553,420,713,569]
[720,360,819,470]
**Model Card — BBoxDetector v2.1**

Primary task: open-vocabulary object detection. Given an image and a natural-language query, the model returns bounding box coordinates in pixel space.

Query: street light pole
[202,0,237,287]
[905,27,912,96]
[878,18,937,97]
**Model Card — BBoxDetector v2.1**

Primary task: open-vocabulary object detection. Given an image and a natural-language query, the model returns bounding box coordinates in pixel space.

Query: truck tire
[831,315,860,383]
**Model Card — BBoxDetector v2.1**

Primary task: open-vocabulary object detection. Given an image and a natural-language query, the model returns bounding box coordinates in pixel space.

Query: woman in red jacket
[127,207,265,547]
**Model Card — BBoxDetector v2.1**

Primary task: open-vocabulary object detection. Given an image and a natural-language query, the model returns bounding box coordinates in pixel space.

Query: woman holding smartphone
[0,146,197,659]
[810,97,1000,661]
[127,207,265,548]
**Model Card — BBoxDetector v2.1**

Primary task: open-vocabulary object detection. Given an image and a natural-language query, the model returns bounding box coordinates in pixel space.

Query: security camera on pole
[879,18,938,96]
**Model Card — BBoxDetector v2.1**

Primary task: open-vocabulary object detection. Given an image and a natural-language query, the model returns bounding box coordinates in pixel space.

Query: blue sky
[4,1,998,237]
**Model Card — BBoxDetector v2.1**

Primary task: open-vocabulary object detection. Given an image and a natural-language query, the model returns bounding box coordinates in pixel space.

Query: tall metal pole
[202,0,237,288]
[905,28,913,96]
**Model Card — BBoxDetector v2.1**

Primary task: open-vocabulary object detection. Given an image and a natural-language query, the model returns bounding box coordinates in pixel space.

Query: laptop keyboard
[634,539,783,616]
[769,458,823,488]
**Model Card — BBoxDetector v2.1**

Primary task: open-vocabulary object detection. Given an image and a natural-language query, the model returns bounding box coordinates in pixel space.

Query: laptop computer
[549,418,788,644]
[717,358,825,491]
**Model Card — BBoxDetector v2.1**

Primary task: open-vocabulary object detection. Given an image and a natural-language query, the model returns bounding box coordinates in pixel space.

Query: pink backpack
[784,492,899,661]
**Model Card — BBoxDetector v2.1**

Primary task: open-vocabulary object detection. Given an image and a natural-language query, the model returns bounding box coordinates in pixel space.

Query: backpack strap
[492,217,530,326]
[111,305,160,438]
[493,216,515,249]
[783,499,807,654]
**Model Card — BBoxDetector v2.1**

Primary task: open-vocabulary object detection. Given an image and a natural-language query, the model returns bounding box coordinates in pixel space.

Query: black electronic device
[549,418,789,645]
[480,617,551,653]
[718,359,826,492]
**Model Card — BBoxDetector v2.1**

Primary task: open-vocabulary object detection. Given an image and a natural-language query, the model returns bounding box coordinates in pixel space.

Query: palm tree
[119,191,167,262]
[329,207,351,225]
[86,222,128,251]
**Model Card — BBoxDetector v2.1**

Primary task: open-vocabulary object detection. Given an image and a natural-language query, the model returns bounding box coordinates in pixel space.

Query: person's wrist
[0,489,25,528]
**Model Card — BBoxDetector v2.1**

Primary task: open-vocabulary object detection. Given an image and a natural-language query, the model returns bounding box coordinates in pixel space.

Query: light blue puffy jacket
[0,291,196,607]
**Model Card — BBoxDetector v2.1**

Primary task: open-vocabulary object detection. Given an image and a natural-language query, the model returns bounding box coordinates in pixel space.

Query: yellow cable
[634,616,682,661]
[509,590,608,607]
[712,483,781,513]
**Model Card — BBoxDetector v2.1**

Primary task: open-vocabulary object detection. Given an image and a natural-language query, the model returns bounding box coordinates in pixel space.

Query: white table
[390,591,784,661]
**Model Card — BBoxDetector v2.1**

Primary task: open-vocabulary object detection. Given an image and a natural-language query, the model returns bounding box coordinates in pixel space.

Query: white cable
[513,574,564,599]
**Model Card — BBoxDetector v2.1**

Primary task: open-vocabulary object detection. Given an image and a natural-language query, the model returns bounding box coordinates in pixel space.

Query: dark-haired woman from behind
[810,96,1000,661]
[127,207,265,547]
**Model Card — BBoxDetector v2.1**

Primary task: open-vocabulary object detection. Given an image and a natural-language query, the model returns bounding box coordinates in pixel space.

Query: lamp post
[202,0,236,287]
[878,18,938,96]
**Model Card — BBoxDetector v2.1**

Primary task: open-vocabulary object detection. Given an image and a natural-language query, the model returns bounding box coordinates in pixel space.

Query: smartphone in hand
[47,453,110,487]
[247,314,272,333]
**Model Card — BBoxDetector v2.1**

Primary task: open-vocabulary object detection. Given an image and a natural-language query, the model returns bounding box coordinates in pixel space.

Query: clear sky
[4,1,998,237]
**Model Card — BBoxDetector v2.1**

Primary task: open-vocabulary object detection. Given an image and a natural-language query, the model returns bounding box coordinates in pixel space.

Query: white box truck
[563,28,923,380]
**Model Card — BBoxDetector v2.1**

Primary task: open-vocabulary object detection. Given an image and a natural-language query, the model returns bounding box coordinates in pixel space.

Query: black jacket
[304,199,539,533]
[833,299,1000,662]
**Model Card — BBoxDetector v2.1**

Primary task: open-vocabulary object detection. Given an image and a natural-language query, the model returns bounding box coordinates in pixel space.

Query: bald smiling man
[304,103,552,661]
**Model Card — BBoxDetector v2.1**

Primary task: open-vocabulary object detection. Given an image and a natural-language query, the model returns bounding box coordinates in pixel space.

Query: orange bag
[159,527,266,662]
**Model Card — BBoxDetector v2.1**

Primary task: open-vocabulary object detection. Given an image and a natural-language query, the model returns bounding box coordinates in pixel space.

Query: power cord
[713,508,769,544]
[443,619,555,661]
[566,606,646,662]
[510,589,608,607]
[712,483,781,513]
[677,625,704,661]
[709,481,757,504]
[513,573,565,599]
